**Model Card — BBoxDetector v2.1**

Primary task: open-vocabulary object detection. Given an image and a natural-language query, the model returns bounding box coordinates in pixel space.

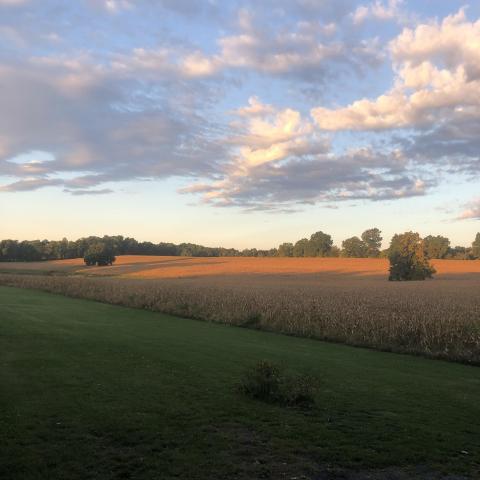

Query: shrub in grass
[278,373,317,407]
[239,360,317,407]
[239,360,282,401]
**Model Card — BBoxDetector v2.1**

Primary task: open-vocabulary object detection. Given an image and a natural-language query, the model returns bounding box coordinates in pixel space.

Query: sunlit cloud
[0,0,478,220]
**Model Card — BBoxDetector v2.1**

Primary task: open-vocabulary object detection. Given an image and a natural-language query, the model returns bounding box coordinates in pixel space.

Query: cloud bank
[0,1,478,218]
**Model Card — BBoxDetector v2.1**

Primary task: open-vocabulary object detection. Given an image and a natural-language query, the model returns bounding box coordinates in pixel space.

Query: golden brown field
[1,255,479,364]
[2,255,480,281]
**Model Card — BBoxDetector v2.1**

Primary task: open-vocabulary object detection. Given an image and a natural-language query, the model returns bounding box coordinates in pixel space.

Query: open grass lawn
[1,287,479,479]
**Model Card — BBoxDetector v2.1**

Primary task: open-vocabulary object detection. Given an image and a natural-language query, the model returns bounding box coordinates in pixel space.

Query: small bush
[278,373,317,406]
[238,360,317,407]
[239,360,282,401]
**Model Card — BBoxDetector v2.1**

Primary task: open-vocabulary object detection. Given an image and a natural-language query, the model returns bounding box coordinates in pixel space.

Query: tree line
[278,229,480,260]
[1,231,479,263]
[0,236,276,262]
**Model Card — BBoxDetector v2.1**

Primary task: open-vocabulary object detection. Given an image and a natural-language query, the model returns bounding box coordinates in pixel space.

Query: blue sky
[1,0,479,248]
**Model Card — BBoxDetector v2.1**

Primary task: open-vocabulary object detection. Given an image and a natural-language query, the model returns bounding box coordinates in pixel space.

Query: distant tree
[277,242,294,257]
[328,246,341,257]
[1,240,19,261]
[241,248,258,257]
[305,231,333,257]
[473,233,480,259]
[341,236,368,258]
[84,242,116,266]
[361,228,382,257]
[388,232,435,281]
[446,246,469,260]
[58,237,69,259]
[423,235,450,259]
[293,238,309,257]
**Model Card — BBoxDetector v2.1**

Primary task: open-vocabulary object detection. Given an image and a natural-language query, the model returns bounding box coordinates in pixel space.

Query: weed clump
[238,360,317,407]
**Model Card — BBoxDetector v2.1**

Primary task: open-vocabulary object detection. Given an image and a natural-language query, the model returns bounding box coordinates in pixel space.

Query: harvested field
[1,256,479,364]
[2,255,480,281]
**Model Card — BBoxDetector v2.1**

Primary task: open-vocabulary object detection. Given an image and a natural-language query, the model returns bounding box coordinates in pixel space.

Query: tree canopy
[304,231,333,257]
[341,236,368,258]
[277,243,294,257]
[1,231,477,263]
[423,235,450,259]
[361,228,382,258]
[84,243,116,266]
[388,232,436,281]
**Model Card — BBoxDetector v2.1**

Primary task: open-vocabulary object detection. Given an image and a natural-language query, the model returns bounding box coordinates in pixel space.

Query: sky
[0,0,479,249]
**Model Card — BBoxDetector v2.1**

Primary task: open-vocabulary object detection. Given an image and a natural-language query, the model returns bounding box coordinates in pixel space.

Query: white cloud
[233,96,275,117]
[228,99,323,170]
[1,0,475,213]
[180,98,428,210]
[312,10,480,131]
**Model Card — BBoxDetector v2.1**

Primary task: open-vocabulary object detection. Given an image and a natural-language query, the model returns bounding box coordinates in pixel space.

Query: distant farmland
[2,255,480,280]
[1,256,480,364]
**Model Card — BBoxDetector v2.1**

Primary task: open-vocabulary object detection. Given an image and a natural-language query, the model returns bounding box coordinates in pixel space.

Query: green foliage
[277,242,294,257]
[472,233,480,259]
[292,238,309,257]
[423,235,450,259]
[341,236,368,258]
[305,231,333,257]
[1,228,476,263]
[445,245,473,260]
[361,228,382,257]
[239,360,317,407]
[83,243,116,267]
[388,232,436,281]
[328,245,341,257]
[238,360,282,401]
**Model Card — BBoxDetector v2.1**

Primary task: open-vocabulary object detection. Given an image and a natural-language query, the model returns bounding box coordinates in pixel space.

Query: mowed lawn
[1,287,479,479]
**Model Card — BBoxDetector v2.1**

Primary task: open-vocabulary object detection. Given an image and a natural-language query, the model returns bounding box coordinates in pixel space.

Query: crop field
[2,255,480,281]
[1,256,480,364]
[1,286,480,479]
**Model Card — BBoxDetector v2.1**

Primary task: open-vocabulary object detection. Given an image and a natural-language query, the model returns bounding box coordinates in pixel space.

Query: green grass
[1,286,479,479]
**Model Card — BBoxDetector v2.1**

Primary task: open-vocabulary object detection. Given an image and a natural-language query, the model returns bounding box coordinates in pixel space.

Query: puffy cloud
[312,10,480,131]
[227,98,327,170]
[390,8,480,76]
[2,0,475,215]
[234,96,275,117]
[180,98,429,210]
